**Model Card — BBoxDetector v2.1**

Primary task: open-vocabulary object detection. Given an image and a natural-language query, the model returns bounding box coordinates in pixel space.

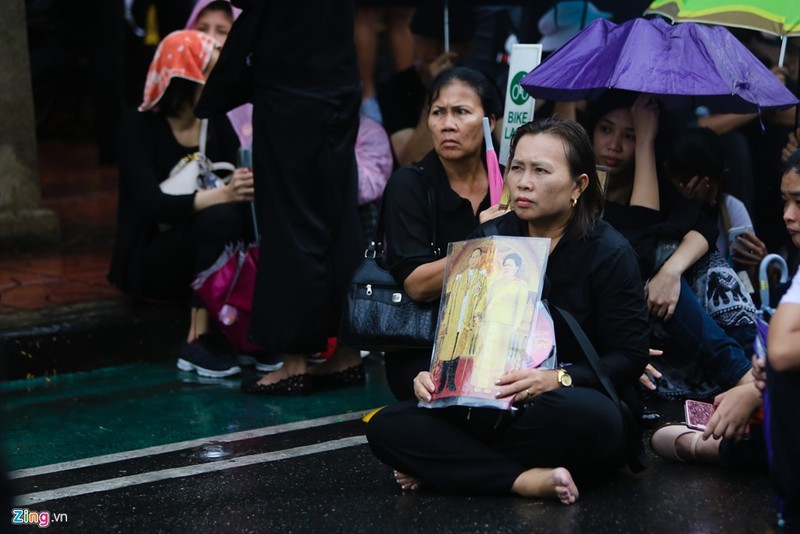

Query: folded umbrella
[754,253,791,528]
[483,117,503,206]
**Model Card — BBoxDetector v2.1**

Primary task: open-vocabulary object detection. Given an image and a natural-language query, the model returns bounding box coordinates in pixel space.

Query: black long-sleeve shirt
[108,108,239,296]
[477,213,649,391]
[383,151,491,286]
[603,178,719,278]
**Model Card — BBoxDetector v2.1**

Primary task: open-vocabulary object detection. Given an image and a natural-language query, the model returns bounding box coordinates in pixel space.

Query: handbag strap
[549,304,620,407]
[371,164,439,258]
[550,303,649,472]
[199,118,209,154]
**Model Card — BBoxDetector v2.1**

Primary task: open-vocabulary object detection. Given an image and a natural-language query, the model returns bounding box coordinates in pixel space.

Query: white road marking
[10,411,369,479]
[14,435,368,506]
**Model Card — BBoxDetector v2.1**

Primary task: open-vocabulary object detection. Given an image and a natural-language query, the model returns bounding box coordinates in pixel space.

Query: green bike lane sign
[499,44,543,164]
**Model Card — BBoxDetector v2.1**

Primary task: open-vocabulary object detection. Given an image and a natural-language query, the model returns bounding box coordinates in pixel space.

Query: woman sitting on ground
[367,118,649,504]
[765,156,800,526]
[665,127,767,306]
[650,150,800,476]
[109,30,258,378]
[379,66,502,400]
[587,91,755,399]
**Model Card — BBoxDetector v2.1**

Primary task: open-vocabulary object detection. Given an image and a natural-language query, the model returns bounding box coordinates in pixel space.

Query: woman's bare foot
[511,467,579,505]
[393,470,423,491]
[308,345,361,375]
[255,354,306,386]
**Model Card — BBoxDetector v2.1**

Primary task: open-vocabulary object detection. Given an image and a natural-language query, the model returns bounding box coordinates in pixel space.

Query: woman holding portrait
[367,118,649,504]
[380,66,502,400]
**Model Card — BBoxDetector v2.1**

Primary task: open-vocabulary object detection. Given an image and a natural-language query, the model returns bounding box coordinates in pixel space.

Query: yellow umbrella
[646,0,800,66]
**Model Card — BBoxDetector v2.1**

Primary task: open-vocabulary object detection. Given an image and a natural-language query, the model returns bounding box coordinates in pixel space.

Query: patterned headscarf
[139,30,219,112]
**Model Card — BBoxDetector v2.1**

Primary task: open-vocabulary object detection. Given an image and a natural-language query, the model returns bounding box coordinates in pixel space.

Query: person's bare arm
[553,100,576,121]
[629,94,660,210]
[193,168,254,211]
[646,230,708,320]
[403,257,448,302]
[391,113,434,167]
[768,302,800,372]
[782,128,800,163]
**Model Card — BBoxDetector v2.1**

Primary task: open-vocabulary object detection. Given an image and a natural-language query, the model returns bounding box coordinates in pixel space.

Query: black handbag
[339,179,440,351]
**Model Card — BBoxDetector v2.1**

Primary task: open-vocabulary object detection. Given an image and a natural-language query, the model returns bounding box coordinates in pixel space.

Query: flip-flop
[650,424,703,462]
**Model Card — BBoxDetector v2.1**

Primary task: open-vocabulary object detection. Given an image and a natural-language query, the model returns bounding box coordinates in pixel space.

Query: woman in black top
[367,118,649,503]
[109,30,255,377]
[381,67,502,400]
[588,91,754,396]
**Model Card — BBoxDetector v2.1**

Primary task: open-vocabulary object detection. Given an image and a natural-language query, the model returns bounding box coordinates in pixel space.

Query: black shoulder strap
[549,303,649,473]
[550,304,619,406]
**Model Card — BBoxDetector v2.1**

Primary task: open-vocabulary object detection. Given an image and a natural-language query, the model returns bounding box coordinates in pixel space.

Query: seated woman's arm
[403,257,448,302]
[646,229,708,320]
[383,166,444,302]
[193,168,254,211]
[768,301,800,372]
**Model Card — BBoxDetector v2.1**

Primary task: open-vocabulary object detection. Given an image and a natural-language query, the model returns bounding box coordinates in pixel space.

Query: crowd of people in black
[27,0,799,526]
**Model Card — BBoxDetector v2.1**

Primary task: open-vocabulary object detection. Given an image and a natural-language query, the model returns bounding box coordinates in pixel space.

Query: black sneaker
[237,352,283,373]
[177,334,242,378]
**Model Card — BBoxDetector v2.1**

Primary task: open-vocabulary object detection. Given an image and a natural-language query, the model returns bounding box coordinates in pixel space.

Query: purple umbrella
[520,17,798,114]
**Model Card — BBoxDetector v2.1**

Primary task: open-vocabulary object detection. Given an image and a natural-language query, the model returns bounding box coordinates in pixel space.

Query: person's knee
[193,204,245,241]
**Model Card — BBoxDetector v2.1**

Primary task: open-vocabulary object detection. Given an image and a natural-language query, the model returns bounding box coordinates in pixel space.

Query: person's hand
[702,382,762,441]
[751,354,767,394]
[730,231,767,267]
[425,51,458,82]
[645,268,681,320]
[770,65,790,86]
[631,93,660,147]
[224,167,255,203]
[675,175,712,201]
[781,128,799,163]
[413,371,436,402]
[479,204,509,224]
[639,349,663,390]
[494,368,557,404]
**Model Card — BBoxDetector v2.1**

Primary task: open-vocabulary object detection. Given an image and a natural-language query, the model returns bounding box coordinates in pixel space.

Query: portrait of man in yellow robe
[434,247,488,393]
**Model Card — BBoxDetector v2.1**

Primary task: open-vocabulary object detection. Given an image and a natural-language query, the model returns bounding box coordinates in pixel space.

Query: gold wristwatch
[557,368,573,388]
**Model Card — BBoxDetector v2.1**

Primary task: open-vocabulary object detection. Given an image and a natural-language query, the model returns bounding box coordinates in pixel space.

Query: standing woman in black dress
[197,0,365,394]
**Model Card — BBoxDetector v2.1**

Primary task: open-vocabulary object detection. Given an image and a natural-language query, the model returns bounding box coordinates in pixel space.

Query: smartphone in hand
[685,399,714,431]
[727,224,754,246]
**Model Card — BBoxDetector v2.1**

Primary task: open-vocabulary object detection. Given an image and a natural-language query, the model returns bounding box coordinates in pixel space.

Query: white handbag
[159,119,236,195]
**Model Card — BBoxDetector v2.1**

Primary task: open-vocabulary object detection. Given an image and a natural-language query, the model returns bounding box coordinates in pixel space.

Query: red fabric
[139,30,218,112]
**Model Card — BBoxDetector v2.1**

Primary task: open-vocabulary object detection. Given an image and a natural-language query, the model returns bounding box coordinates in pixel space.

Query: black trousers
[141,203,247,306]
[383,350,431,401]
[250,85,362,353]
[366,388,627,494]
[766,365,800,527]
